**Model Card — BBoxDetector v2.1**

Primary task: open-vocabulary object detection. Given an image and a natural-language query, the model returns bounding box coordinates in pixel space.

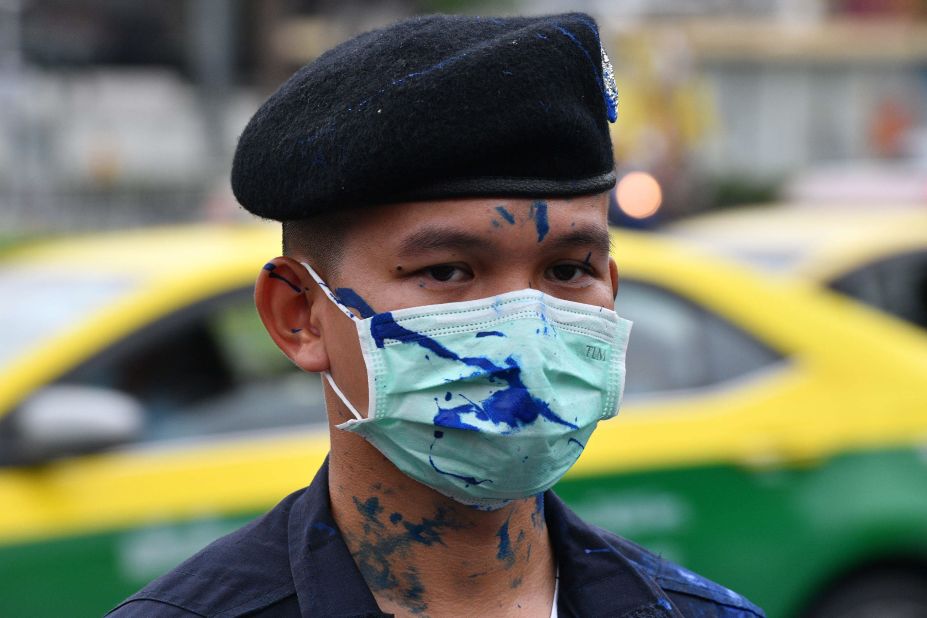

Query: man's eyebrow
[397,227,496,258]
[545,224,612,254]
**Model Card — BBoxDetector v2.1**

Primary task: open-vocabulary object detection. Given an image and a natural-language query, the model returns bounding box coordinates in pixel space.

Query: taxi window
[615,280,783,395]
[55,288,325,443]
[829,249,927,330]
[0,269,134,371]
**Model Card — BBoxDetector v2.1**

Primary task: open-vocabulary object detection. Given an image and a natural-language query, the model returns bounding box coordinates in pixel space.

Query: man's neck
[329,444,556,617]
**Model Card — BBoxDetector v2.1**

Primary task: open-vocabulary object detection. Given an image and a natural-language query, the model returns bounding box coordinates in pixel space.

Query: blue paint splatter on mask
[428,432,492,486]
[475,331,505,338]
[263,263,303,293]
[444,392,452,401]
[568,437,586,450]
[530,201,549,242]
[334,287,376,318]
[495,206,516,224]
[370,312,577,433]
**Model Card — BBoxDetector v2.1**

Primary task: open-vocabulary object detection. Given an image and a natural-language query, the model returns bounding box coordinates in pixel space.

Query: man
[109,13,764,617]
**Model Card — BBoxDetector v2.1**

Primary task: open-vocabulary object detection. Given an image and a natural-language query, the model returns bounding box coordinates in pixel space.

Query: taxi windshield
[0,268,135,370]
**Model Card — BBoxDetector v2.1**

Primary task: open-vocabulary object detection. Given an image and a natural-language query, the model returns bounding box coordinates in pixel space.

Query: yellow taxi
[1,221,926,617]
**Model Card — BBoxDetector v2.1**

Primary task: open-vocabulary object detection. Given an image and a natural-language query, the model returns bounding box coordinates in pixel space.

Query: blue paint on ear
[530,201,549,242]
[290,328,303,333]
[269,272,303,293]
[495,206,516,224]
[334,287,376,318]
[263,262,276,271]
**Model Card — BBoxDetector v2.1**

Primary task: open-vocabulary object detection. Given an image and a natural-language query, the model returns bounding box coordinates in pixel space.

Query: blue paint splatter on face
[475,331,505,338]
[496,518,516,568]
[583,251,592,265]
[263,263,303,293]
[370,312,576,434]
[389,512,403,525]
[334,287,376,318]
[495,206,516,224]
[530,201,549,242]
[491,219,501,228]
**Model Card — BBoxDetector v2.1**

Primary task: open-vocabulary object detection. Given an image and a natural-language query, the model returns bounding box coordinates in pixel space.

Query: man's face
[315,193,617,421]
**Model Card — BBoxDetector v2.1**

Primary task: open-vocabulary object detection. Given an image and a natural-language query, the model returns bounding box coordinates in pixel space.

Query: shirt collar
[287,459,679,617]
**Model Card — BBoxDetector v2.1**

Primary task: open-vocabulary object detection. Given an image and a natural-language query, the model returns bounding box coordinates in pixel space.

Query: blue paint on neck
[389,512,403,525]
[531,493,545,529]
[496,518,515,565]
[495,206,516,224]
[475,331,505,338]
[530,201,549,242]
[334,287,376,318]
[353,496,385,530]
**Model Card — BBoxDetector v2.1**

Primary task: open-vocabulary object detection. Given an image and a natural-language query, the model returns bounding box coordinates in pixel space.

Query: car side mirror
[11,385,144,465]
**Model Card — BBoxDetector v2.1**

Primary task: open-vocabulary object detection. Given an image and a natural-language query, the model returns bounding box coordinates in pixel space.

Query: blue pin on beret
[232,13,619,221]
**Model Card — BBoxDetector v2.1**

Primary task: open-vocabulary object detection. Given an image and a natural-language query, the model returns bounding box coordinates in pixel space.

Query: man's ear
[255,256,329,373]
[609,257,620,301]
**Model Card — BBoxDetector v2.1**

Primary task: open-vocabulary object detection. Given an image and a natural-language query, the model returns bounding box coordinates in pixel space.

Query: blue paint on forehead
[530,201,549,242]
[495,206,516,224]
[334,287,376,318]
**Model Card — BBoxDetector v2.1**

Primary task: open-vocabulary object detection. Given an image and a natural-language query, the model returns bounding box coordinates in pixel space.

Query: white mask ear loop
[300,261,358,321]
[300,261,366,422]
[323,371,364,421]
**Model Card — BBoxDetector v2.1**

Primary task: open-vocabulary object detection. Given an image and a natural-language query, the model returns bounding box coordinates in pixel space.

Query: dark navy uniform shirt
[108,460,764,617]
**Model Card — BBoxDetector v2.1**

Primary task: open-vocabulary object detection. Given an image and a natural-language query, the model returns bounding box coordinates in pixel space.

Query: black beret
[232,13,619,220]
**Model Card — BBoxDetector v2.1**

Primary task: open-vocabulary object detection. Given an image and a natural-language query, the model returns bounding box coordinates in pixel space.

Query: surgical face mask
[303,262,631,509]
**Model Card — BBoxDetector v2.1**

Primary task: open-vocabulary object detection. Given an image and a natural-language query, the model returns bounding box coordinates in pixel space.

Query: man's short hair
[282,213,353,279]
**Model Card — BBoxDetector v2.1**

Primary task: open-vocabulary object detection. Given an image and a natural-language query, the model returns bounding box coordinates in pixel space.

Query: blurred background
[1,1,926,617]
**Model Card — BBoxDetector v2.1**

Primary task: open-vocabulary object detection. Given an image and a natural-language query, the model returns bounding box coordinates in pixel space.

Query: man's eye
[426,265,464,282]
[549,264,587,282]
